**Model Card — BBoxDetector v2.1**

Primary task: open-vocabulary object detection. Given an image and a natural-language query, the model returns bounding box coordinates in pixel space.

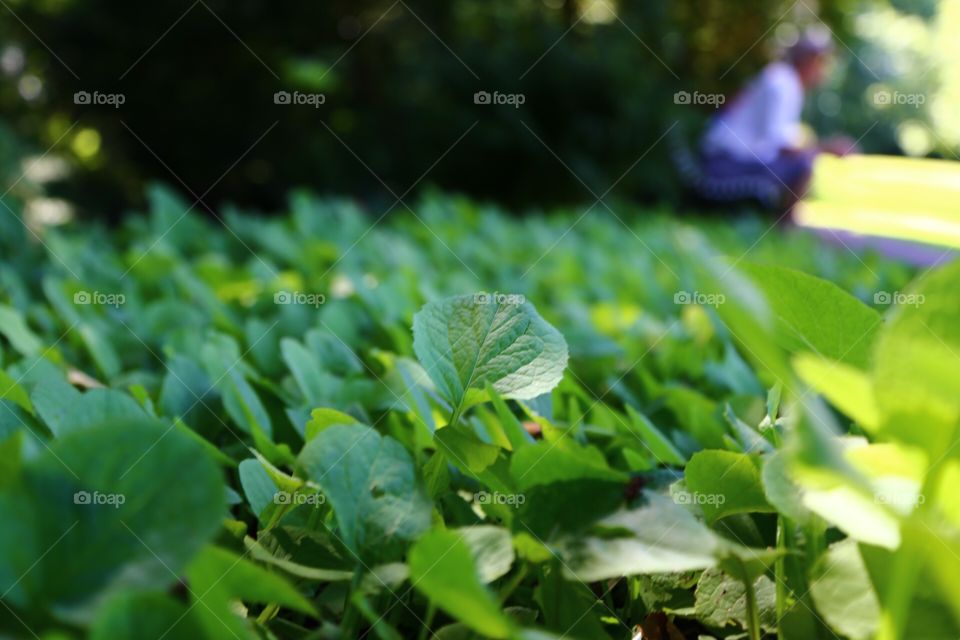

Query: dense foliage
[1,189,958,639]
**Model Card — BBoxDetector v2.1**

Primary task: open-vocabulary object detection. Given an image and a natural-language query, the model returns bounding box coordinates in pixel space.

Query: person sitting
[699,27,857,211]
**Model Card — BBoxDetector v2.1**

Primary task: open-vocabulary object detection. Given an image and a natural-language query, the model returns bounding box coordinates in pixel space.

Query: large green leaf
[534,564,612,640]
[694,567,777,633]
[457,526,515,583]
[684,450,773,523]
[201,334,272,438]
[793,353,880,431]
[623,406,686,465]
[809,540,880,640]
[31,381,147,437]
[742,264,881,368]
[872,261,960,454]
[509,440,628,491]
[186,545,317,618]
[0,419,225,621]
[557,493,724,581]
[0,370,32,414]
[297,424,431,561]
[412,294,568,417]
[408,529,512,639]
[0,305,43,357]
[89,592,206,640]
[761,450,815,526]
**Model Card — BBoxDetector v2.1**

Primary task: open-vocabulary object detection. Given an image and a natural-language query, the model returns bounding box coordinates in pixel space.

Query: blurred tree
[0,0,884,217]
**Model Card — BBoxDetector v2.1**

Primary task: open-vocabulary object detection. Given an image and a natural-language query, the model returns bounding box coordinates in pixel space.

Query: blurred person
[700,27,857,211]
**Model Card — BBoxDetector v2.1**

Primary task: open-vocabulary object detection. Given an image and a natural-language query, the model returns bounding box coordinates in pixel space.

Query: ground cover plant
[0,188,956,639]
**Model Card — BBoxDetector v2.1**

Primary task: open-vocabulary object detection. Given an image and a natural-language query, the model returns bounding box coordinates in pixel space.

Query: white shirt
[702,61,804,163]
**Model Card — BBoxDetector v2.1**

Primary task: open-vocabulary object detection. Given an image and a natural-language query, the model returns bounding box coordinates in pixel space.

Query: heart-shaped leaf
[413,295,568,419]
[297,424,431,562]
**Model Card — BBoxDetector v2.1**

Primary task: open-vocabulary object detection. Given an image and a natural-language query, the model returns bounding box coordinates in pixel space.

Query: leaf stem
[417,601,436,640]
[498,563,528,603]
[879,424,959,640]
[340,566,364,638]
[775,516,787,637]
[256,602,279,625]
[743,571,762,640]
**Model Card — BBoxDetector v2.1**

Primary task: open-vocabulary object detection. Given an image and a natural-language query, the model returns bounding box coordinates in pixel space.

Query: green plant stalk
[448,403,465,431]
[743,572,762,640]
[880,424,960,640]
[417,601,436,640]
[775,516,788,638]
[256,602,279,625]
[802,518,832,639]
[306,501,322,530]
[876,535,922,640]
[340,566,365,638]
[498,563,528,603]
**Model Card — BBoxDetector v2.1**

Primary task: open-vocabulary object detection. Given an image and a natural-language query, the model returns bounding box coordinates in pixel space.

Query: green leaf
[0,431,23,488]
[31,383,147,437]
[557,493,725,581]
[809,540,879,640]
[412,294,568,418]
[435,426,501,474]
[803,484,900,549]
[509,440,628,491]
[695,567,777,632]
[486,382,534,450]
[534,564,612,640]
[457,526,515,583]
[186,545,317,616]
[791,433,913,550]
[238,458,278,517]
[761,451,814,526]
[793,353,879,431]
[304,407,358,441]
[514,479,625,541]
[242,536,354,582]
[0,370,32,414]
[29,374,82,434]
[90,592,206,640]
[77,323,122,379]
[684,450,773,523]
[408,529,512,639]
[297,424,431,561]
[662,386,726,449]
[201,335,272,438]
[0,304,43,356]
[281,336,330,405]
[742,264,881,368]
[872,261,960,454]
[624,405,686,465]
[0,419,225,619]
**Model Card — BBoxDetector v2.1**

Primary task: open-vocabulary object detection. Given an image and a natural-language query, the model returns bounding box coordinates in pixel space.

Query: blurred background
[0,0,955,219]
